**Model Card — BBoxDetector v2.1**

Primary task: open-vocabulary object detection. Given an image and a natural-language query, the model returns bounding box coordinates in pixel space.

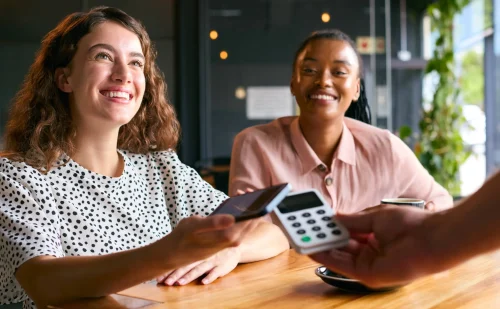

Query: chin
[307,107,342,117]
[104,117,134,128]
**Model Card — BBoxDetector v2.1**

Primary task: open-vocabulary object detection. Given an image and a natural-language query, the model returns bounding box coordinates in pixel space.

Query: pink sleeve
[228,130,271,197]
[389,133,453,210]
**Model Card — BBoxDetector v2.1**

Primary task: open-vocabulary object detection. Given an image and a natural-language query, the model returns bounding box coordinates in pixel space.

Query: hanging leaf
[400,0,472,196]
[399,125,413,140]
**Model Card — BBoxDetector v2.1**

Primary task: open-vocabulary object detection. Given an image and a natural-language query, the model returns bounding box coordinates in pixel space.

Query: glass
[204,0,393,161]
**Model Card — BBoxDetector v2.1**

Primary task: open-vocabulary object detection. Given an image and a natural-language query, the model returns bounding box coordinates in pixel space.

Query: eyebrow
[303,57,352,66]
[88,43,145,60]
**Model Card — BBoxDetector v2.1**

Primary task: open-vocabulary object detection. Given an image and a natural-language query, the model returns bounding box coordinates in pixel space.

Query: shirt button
[318,164,327,172]
[324,177,333,186]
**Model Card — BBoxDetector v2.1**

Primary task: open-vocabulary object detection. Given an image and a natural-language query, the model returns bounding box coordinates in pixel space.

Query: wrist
[420,208,463,273]
[146,236,177,272]
[229,245,243,263]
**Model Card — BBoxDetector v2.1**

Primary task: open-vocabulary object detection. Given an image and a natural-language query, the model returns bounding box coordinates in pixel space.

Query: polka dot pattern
[0,150,226,308]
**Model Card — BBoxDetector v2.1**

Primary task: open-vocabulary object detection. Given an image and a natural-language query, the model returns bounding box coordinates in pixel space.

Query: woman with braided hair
[229,29,452,214]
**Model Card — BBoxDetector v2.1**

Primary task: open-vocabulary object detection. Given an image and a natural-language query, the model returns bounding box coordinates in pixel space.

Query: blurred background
[0,0,498,197]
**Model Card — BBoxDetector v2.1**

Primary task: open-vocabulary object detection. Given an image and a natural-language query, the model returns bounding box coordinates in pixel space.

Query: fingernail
[166,279,174,285]
[178,279,185,285]
[202,278,209,284]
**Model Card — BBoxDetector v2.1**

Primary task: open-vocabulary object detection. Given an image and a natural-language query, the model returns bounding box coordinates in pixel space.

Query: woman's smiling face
[291,39,360,123]
[57,21,146,129]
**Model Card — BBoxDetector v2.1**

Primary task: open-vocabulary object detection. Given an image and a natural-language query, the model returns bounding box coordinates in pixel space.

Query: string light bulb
[321,13,330,23]
[235,87,246,99]
[209,30,218,40]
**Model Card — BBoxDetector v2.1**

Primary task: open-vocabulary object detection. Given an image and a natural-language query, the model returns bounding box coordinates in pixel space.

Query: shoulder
[344,118,413,163]
[148,150,183,166]
[345,118,391,140]
[0,157,55,208]
[234,116,295,145]
[0,156,47,185]
[121,150,192,177]
[121,149,181,166]
[344,118,395,151]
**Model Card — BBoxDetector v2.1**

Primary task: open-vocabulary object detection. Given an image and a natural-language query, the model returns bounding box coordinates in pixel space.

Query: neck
[71,124,123,177]
[298,116,344,167]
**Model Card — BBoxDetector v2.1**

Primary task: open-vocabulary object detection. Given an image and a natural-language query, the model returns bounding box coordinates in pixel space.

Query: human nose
[315,70,333,88]
[111,60,132,84]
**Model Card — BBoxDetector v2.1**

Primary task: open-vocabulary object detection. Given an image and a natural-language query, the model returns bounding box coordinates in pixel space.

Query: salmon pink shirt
[229,116,452,213]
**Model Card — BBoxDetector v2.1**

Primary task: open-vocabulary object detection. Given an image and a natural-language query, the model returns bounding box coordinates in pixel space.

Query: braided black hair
[345,79,371,124]
[293,29,372,125]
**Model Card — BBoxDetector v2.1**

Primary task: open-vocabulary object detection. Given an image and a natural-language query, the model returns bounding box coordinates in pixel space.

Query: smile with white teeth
[101,91,131,100]
[309,94,337,101]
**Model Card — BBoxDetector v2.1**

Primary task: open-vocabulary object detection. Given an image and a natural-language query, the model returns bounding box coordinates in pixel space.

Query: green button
[301,236,311,242]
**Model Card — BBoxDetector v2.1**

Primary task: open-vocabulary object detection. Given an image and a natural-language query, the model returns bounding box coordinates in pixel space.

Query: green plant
[400,0,471,196]
[459,50,484,107]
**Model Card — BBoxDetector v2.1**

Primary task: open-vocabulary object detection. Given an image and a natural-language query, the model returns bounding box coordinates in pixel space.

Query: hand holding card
[210,183,292,222]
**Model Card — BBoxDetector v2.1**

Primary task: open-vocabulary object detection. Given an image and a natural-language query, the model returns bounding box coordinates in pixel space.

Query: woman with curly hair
[0,7,288,308]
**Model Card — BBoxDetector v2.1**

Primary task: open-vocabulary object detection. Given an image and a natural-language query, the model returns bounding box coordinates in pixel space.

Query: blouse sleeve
[389,134,454,210]
[0,159,64,303]
[228,130,270,197]
[154,151,228,228]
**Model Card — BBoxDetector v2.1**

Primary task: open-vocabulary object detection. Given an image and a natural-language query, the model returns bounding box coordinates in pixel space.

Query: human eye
[302,67,316,75]
[94,52,112,61]
[332,67,349,76]
[130,60,144,68]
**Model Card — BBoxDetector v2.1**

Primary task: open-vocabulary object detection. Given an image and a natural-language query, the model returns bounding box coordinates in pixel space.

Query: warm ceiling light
[220,50,228,60]
[235,87,246,99]
[210,30,218,40]
[321,13,330,23]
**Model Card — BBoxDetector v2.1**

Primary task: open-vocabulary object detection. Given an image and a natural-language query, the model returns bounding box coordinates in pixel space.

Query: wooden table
[56,249,500,309]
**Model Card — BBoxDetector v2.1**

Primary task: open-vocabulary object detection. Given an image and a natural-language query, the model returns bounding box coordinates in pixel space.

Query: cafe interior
[0,0,499,308]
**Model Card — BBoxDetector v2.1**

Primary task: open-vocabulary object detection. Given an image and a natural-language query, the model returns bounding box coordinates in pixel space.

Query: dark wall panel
[0,0,175,148]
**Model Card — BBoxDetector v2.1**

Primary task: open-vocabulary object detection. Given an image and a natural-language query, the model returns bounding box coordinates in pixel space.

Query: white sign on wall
[246,86,294,120]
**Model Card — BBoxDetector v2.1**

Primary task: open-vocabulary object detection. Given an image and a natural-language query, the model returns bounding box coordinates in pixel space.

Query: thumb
[335,211,378,234]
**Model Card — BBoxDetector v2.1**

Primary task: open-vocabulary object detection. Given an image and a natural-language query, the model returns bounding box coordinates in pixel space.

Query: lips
[308,93,338,101]
[100,90,134,100]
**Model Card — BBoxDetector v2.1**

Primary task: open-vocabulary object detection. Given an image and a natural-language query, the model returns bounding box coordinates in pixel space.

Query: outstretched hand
[309,205,438,288]
[157,246,241,286]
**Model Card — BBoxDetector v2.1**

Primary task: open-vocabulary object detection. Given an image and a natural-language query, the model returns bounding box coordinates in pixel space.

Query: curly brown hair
[1,6,180,171]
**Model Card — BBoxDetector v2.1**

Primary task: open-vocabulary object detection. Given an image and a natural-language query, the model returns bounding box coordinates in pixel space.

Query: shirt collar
[290,118,356,174]
[336,122,356,167]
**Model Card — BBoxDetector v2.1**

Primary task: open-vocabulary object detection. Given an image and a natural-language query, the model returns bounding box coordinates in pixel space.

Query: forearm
[17,239,170,308]
[425,192,453,211]
[421,179,453,211]
[237,221,289,263]
[427,172,500,269]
